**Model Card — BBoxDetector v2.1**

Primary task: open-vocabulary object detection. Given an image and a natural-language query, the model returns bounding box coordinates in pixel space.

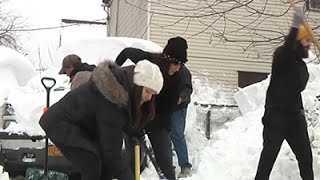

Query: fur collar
[92,61,128,107]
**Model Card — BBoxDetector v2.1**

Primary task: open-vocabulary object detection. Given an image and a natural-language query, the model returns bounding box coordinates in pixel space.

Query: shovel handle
[288,0,320,52]
[41,77,56,178]
[41,77,56,108]
[135,144,140,180]
[41,77,56,90]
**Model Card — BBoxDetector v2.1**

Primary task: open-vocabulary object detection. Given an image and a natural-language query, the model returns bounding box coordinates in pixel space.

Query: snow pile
[0,46,37,104]
[0,166,9,180]
[192,78,234,105]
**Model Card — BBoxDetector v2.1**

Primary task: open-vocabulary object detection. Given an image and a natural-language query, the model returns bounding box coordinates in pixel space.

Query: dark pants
[55,143,133,180]
[148,128,176,180]
[255,109,314,180]
[55,143,102,180]
[123,134,148,175]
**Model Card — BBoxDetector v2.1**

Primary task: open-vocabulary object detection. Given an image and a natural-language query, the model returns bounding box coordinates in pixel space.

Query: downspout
[115,0,120,36]
[102,0,111,37]
[146,1,151,40]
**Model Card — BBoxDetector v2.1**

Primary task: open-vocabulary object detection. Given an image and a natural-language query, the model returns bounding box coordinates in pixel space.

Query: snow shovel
[41,77,56,179]
[288,0,320,53]
[140,139,166,179]
[134,140,140,180]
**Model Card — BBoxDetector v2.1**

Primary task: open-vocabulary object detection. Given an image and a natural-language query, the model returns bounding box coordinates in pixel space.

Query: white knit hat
[133,60,163,94]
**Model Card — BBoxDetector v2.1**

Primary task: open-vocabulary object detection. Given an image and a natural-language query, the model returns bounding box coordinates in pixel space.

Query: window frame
[237,71,269,88]
[307,0,320,12]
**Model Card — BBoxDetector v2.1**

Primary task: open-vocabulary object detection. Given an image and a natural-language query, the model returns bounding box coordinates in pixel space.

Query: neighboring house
[101,0,320,102]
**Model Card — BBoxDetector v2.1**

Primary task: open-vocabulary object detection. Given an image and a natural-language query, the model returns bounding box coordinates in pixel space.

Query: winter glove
[292,9,304,28]
[123,126,145,140]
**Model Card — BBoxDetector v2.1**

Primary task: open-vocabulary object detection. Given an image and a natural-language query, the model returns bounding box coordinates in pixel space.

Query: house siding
[148,0,319,101]
[107,0,118,36]
[108,0,148,38]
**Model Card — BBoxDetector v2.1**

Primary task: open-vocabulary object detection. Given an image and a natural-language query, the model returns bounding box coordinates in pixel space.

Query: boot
[178,167,192,178]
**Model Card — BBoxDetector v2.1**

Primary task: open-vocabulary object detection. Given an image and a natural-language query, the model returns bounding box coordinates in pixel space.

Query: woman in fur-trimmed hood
[39,60,163,180]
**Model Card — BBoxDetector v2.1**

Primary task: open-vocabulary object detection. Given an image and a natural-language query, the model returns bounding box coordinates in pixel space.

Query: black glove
[124,126,145,139]
[292,9,304,28]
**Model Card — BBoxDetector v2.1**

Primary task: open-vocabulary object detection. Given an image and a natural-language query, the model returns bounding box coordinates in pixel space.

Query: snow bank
[233,77,269,115]
[0,165,9,180]
[0,46,37,102]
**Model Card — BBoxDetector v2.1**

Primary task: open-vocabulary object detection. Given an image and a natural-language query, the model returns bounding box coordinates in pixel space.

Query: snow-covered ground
[0,40,320,180]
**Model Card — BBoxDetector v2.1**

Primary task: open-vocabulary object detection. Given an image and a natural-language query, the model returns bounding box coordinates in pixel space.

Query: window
[238,71,269,88]
[307,0,320,11]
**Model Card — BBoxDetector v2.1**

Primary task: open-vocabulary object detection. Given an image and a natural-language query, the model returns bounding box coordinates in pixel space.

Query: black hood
[70,63,96,78]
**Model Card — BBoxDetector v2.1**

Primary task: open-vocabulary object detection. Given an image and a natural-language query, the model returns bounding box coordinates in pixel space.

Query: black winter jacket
[39,61,134,173]
[115,47,181,130]
[265,27,309,112]
[175,65,193,110]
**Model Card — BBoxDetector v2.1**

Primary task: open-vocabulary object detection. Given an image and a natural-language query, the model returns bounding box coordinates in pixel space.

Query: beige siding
[108,0,148,38]
[307,10,320,53]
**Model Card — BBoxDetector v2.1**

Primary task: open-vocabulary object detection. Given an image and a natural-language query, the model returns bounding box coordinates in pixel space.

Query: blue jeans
[170,108,192,168]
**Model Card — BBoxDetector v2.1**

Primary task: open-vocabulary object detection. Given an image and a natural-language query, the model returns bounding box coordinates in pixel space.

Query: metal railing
[194,102,239,140]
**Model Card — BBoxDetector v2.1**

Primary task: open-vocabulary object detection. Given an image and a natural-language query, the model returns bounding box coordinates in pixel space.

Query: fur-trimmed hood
[91,61,128,107]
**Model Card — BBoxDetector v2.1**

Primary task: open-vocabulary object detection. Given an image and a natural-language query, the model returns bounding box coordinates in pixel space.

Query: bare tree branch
[120,0,320,61]
[0,0,27,52]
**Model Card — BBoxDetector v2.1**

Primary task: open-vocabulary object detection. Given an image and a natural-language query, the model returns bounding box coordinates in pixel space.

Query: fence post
[205,110,211,140]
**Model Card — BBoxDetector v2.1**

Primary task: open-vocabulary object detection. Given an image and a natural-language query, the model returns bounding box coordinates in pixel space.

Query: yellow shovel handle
[135,144,140,180]
[288,0,320,52]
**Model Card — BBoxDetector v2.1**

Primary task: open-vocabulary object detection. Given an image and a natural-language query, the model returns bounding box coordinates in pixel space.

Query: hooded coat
[39,61,134,174]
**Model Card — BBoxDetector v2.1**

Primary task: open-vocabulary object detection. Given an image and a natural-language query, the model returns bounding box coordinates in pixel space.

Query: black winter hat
[163,37,188,64]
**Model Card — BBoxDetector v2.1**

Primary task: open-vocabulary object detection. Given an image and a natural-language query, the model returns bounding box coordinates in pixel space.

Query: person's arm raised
[115,47,154,66]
